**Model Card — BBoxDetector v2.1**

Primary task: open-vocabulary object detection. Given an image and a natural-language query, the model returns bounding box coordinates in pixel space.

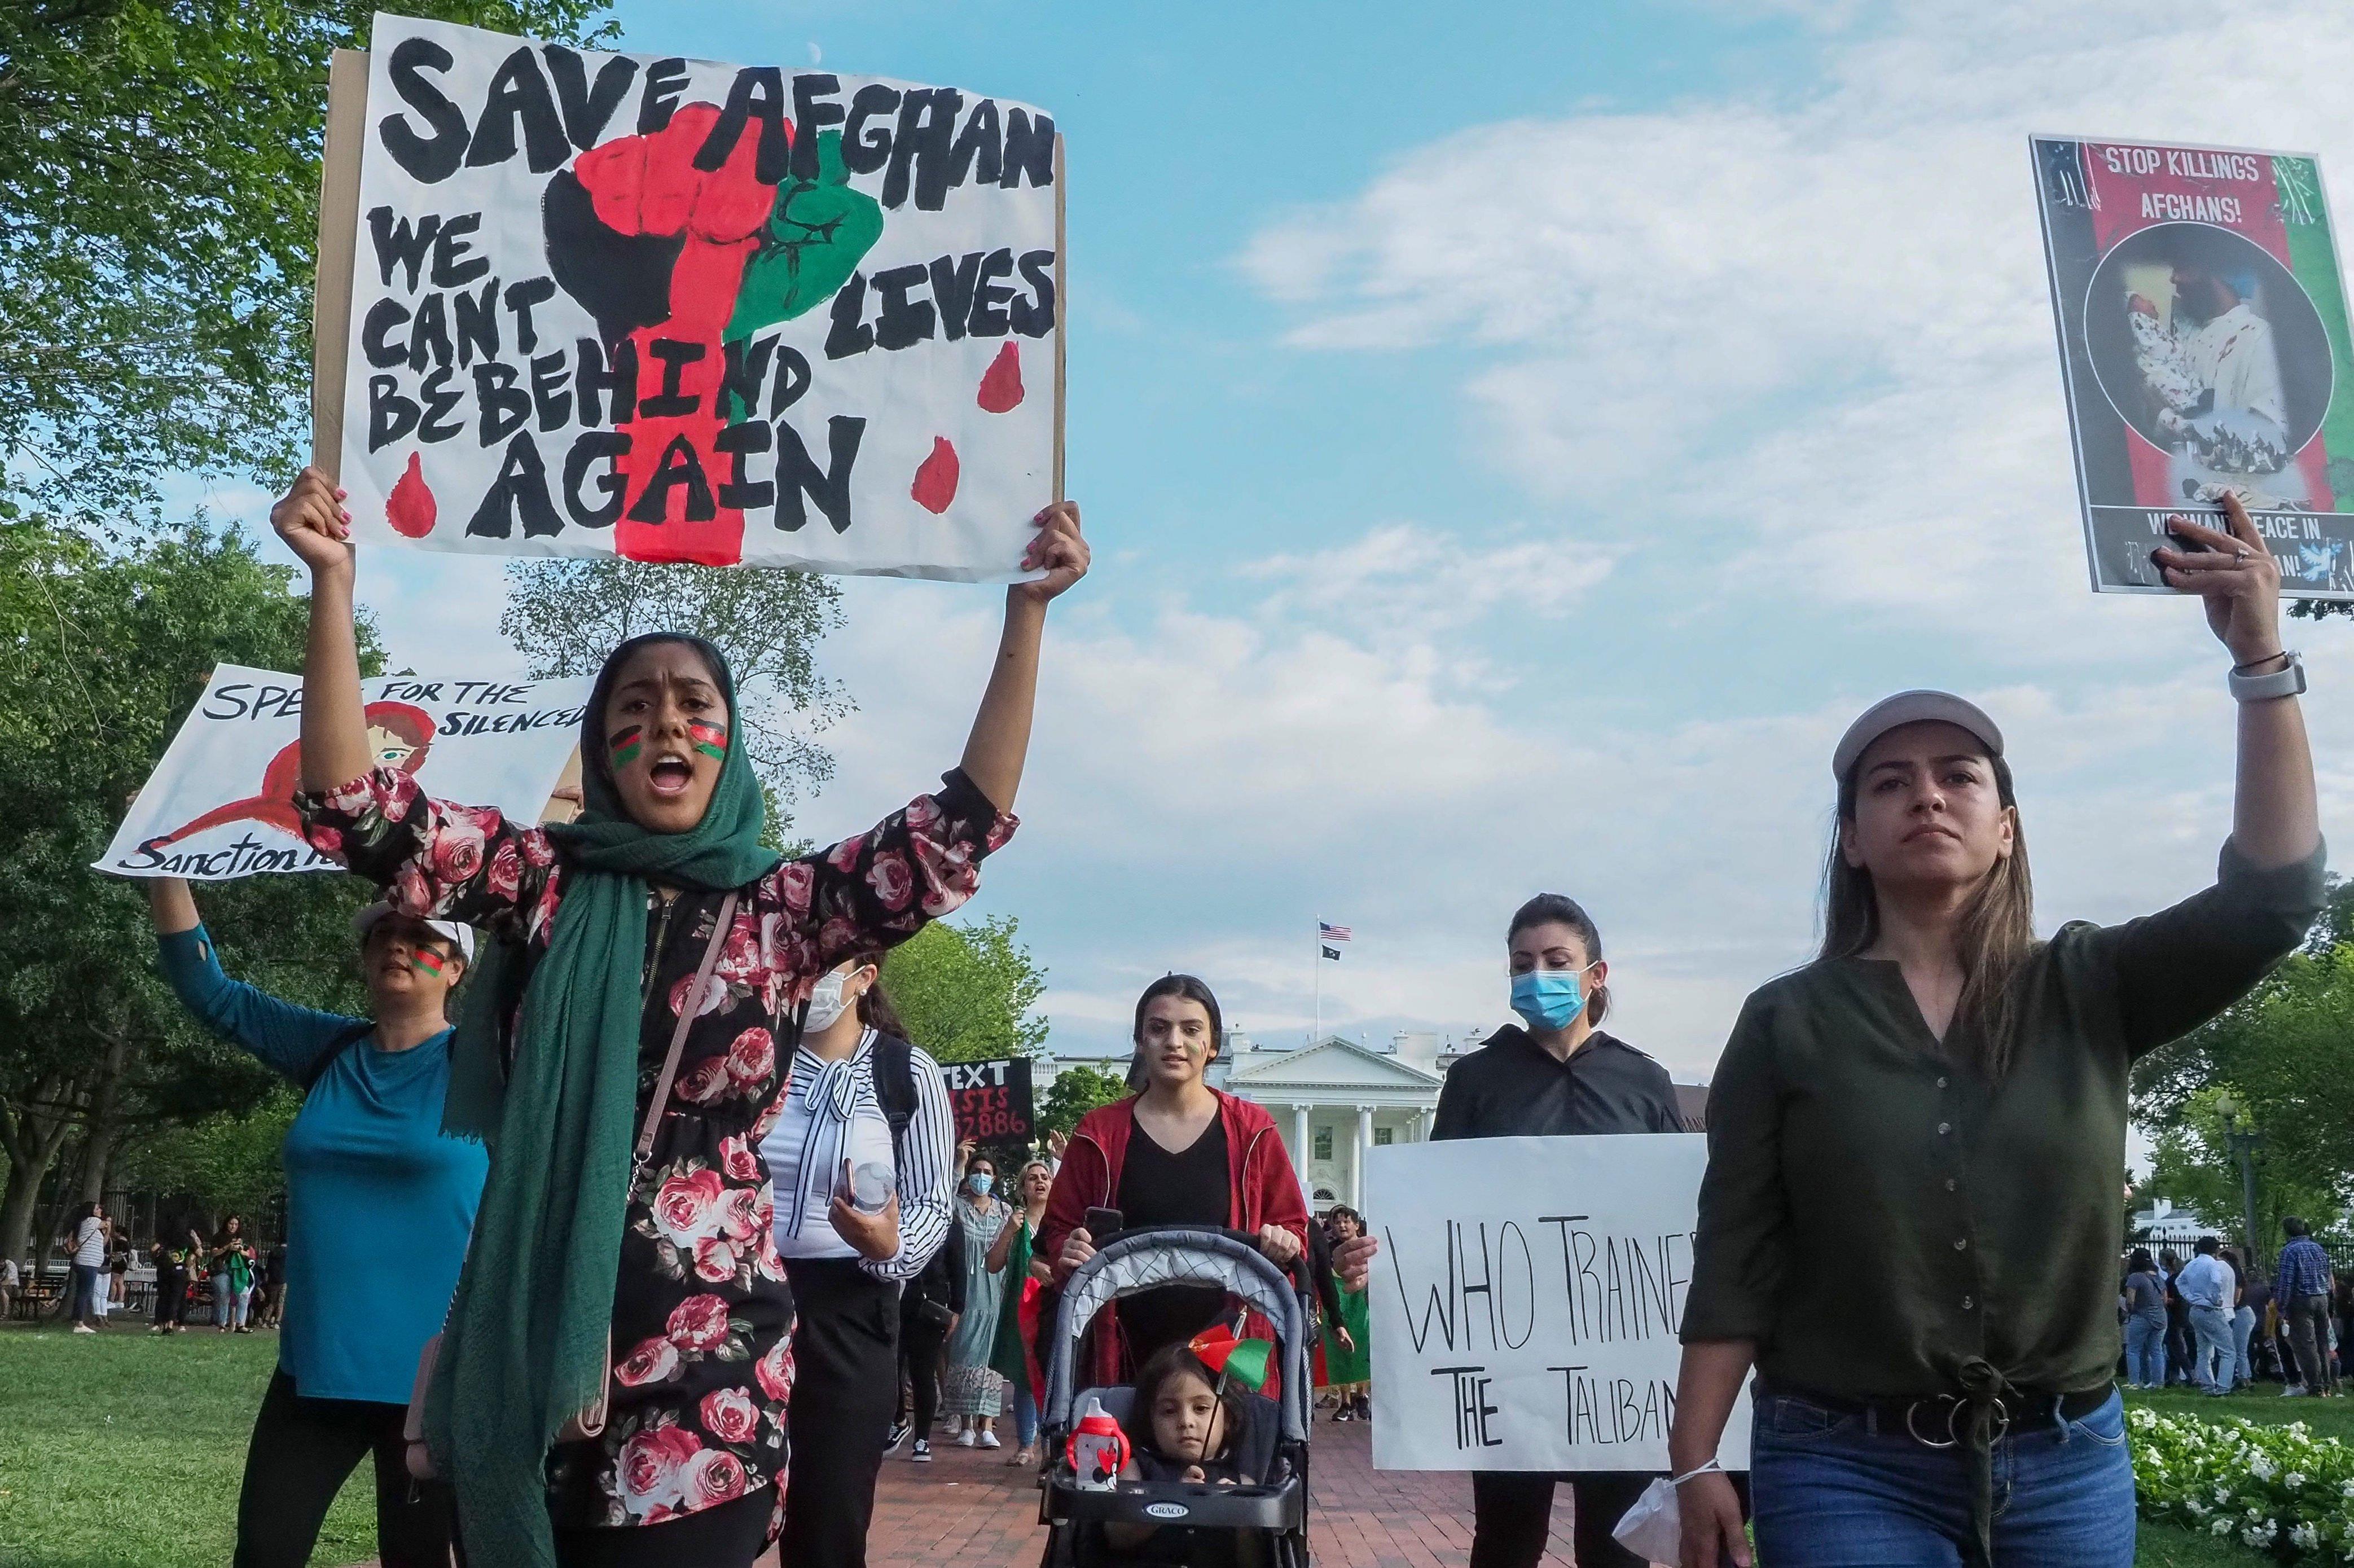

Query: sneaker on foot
[73,1324,96,1334]
[2283,1386,2308,1396]
[1333,1407,1351,1422]
[912,1439,933,1462]
[885,1421,910,1453]
[956,1428,977,1448]
[980,1430,1002,1450]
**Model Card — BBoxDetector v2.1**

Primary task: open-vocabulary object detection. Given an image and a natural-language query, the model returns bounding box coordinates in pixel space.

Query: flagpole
[1312,920,1321,1045]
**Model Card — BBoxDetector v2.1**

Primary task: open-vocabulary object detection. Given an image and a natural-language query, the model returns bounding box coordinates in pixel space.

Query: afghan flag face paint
[608,724,645,769]
[688,719,728,760]
[410,947,449,982]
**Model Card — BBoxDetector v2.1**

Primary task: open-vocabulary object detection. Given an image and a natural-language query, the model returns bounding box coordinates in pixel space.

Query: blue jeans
[2189,1304,2236,1394]
[1751,1388,2135,1568]
[1014,1385,1039,1449]
[2232,1307,2256,1386]
[2125,1313,2167,1387]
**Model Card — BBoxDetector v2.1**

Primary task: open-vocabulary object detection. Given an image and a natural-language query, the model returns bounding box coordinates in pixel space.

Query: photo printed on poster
[2032,136,2354,599]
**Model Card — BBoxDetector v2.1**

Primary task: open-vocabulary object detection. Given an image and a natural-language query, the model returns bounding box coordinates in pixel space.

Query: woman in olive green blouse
[1671,495,2324,1568]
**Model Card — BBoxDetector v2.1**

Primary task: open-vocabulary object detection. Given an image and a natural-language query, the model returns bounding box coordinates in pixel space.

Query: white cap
[352,901,476,963]
[1832,691,2004,783]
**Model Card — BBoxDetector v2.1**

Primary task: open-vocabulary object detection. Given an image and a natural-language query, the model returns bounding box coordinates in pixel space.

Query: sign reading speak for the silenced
[99,665,590,881]
[1364,1136,1750,1474]
[318,14,1061,582]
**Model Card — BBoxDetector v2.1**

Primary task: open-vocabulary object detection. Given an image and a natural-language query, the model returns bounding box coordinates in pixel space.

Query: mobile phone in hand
[1084,1206,1123,1240]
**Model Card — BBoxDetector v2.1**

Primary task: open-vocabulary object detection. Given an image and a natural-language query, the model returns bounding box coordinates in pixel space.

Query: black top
[904,1211,967,1317]
[1431,1027,1687,1140]
[1684,841,2325,1400]
[1118,1115,1232,1363]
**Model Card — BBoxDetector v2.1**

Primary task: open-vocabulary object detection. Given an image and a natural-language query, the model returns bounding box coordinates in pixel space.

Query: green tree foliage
[500,558,847,829]
[879,917,1048,1065]
[0,0,611,530]
[2132,879,2354,1253]
[1037,1062,1128,1138]
[115,1090,305,1226]
[0,518,384,1258]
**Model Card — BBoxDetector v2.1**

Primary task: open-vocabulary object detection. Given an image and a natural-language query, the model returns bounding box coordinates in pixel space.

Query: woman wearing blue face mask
[943,1153,1013,1447]
[1431,894,1691,1568]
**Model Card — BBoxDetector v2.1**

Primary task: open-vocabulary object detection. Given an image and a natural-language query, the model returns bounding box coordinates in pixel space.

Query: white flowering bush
[2130,1405,2354,1562]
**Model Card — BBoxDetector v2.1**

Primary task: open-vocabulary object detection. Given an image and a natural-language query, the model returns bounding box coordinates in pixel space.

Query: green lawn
[1,1324,2344,1568]
[0,1323,376,1568]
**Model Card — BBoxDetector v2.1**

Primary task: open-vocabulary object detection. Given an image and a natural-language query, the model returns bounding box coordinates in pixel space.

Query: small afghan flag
[410,948,448,980]
[687,719,728,759]
[1186,1324,1272,1393]
[608,724,644,768]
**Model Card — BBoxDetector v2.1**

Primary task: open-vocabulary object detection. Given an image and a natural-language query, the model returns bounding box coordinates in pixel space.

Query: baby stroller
[1038,1226,1313,1568]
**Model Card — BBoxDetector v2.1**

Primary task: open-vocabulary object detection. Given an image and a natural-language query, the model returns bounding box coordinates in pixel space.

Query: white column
[1354,1105,1373,1209]
[1293,1104,1312,1205]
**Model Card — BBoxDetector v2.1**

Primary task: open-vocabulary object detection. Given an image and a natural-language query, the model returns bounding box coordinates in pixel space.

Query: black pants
[235,1368,456,1568]
[783,1257,901,1568]
[152,1265,186,1327]
[550,1487,773,1567]
[896,1305,951,1437]
[1469,1472,1654,1568]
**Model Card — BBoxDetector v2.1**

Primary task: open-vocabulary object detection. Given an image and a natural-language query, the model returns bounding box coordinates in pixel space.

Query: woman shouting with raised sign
[271,464,1086,1568]
[1671,496,2322,1568]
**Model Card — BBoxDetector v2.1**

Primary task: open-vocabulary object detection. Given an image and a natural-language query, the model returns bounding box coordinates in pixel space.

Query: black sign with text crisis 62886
[941,1057,1034,1141]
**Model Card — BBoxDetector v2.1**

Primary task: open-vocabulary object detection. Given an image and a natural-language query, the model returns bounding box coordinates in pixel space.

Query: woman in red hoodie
[1042,975,1373,1387]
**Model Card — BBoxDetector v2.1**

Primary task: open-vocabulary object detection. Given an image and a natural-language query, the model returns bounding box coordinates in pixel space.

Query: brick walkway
[750,1415,1583,1567]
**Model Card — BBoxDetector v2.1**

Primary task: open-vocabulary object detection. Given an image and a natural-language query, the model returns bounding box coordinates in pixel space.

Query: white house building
[1207,1030,1464,1211]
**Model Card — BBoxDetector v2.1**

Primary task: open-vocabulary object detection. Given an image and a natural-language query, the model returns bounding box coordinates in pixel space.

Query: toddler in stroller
[1038,1227,1312,1568]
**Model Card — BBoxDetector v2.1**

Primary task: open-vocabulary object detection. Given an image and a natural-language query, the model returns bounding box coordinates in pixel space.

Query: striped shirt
[761,1028,956,1282]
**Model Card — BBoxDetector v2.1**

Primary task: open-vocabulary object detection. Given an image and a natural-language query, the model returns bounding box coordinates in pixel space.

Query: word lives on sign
[939,1057,1035,1143]
[318,13,1061,581]
[2031,136,2354,599]
[1364,1136,1749,1473]
[99,665,590,881]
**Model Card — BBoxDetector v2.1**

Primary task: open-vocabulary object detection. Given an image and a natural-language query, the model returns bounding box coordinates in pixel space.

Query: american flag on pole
[1319,922,1352,942]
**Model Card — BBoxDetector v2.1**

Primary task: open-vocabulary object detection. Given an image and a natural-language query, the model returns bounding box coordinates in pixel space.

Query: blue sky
[193,1,2352,1118]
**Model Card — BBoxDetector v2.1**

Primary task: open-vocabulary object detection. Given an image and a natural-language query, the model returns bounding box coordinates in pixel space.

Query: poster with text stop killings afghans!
[317,14,1061,581]
[2032,137,2354,600]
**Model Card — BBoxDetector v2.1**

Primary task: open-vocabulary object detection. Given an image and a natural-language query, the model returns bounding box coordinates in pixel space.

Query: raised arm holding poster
[2031,135,2354,599]
[1364,1135,1749,1475]
[319,13,1060,581]
[99,665,588,880]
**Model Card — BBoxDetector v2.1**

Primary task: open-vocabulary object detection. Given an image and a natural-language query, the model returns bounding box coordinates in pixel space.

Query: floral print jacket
[297,766,1014,1529]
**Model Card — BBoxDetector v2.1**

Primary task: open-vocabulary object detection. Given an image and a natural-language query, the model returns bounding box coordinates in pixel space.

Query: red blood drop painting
[977,342,1025,413]
[387,453,437,538]
[911,438,960,514]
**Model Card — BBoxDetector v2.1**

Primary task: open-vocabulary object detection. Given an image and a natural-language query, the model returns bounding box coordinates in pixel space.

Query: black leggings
[898,1308,951,1437]
[550,1487,774,1567]
[235,1369,456,1568]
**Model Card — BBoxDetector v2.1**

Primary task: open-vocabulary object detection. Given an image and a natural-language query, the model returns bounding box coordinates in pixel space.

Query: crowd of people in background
[2123,1227,2354,1398]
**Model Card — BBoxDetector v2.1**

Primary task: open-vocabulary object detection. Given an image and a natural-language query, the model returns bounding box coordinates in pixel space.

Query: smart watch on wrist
[2227,649,2307,703]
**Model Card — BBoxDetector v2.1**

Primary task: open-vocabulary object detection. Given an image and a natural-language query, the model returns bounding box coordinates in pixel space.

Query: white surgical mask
[804,969,854,1033]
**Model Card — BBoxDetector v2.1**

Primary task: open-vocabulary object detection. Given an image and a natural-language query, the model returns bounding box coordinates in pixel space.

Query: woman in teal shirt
[148,875,486,1568]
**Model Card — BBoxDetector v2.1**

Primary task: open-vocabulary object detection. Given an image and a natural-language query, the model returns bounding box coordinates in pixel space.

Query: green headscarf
[425,633,782,1567]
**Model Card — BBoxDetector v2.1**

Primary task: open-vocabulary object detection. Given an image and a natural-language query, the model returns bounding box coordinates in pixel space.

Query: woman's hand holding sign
[2150,490,2283,664]
[2150,489,2319,873]
[271,467,353,576]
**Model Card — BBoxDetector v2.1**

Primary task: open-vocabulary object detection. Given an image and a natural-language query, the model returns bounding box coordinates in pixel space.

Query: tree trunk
[76,1032,134,1206]
[0,1077,80,1266]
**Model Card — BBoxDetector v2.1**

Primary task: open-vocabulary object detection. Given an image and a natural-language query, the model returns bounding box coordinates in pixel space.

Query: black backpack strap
[870,1033,919,1159]
[298,1018,379,1093]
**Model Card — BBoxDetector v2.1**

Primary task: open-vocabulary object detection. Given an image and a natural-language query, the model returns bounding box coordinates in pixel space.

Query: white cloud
[1239,1,2354,634]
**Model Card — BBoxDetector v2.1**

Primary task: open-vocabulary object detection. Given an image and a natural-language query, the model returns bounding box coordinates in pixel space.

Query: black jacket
[1431,1027,1685,1141]
[903,1213,967,1318]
